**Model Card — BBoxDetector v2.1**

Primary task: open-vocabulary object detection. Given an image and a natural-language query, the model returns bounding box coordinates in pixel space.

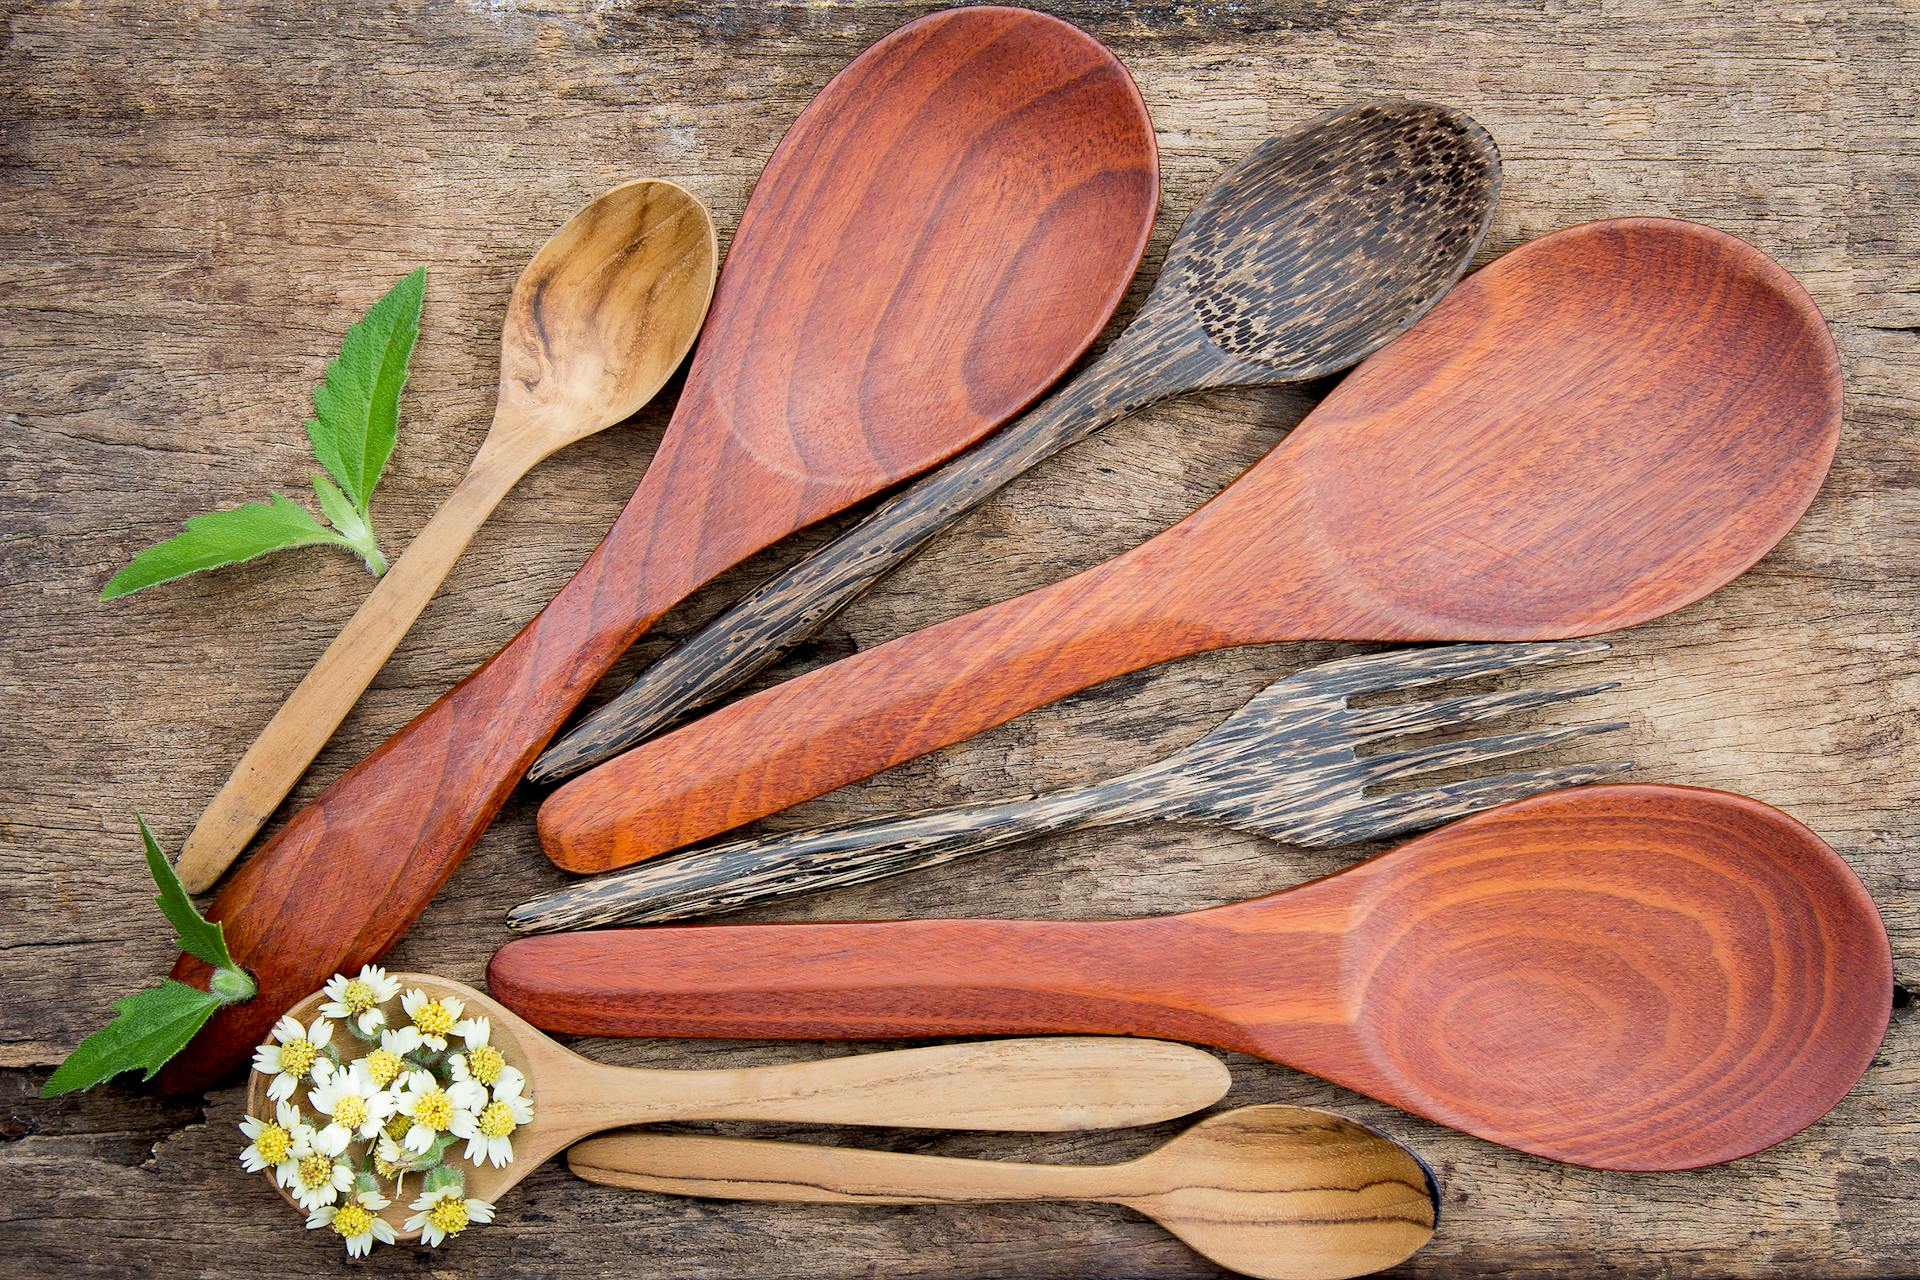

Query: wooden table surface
[3,1,1914,1276]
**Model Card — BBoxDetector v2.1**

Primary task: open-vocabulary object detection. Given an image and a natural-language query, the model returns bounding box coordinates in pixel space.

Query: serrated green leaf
[311,470,359,533]
[100,493,350,600]
[136,813,233,971]
[306,267,425,513]
[41,981,223,1097]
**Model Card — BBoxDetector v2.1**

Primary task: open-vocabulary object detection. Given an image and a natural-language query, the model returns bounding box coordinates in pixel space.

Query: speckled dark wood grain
[494,785,1894,1172]
[529,99,1501,783]
[153,4,1162,1093]
[510,641,1631,932]
[535,217,1843,875]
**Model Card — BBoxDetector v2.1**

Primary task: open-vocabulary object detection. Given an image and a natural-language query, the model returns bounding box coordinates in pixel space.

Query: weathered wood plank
[2,0,1914,1275]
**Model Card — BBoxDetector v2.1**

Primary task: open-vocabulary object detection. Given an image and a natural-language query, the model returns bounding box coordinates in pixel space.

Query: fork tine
[1302,760,1636,845]
[1347,681,1619,742]
[1295,639,1612,699]
[1361,720,1629,784]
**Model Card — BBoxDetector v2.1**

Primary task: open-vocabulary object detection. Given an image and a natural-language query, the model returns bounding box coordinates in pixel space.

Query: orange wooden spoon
[493,784,1893,1171]
[157,6,1159,1092]
[538,217,1843,874]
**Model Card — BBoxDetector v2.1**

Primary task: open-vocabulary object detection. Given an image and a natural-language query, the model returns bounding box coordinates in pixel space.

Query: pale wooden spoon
[569,1105,1440,1280]
[245,975,1231,1242]
[179,179,718,893]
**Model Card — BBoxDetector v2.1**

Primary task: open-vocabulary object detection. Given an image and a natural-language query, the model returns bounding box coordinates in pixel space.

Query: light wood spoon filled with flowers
[238,972,1233,1254]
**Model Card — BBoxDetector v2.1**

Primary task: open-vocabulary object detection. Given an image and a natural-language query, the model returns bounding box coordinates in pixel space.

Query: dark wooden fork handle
[509,784,1158,933]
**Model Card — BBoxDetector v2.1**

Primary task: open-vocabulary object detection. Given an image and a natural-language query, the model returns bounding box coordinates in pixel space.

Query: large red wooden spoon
[538,217,1843,873]
[493,785,1893,1171]
[158,6,1158,1091]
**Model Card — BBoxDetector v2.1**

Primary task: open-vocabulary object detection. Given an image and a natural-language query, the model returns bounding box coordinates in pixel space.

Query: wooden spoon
[160,5,1159,1092]
[493,785,1894,1171]
[569,1106,1439,1280]
[246,976,1231,1243]
[529,99,1501,783]
[536,217,1843,874]
[175,180,718,894]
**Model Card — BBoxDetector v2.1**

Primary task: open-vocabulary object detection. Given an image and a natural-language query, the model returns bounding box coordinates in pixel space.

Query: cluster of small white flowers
[236,967,532,1256]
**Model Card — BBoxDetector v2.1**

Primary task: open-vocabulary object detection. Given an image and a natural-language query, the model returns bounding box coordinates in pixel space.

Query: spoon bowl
[568,1105,1440,1280]
[177,178,718,892]
[245,974,1232,1242]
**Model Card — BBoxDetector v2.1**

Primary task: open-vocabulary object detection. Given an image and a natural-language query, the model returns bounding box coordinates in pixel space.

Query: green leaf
[306,267,425,513]
[41,981,223,1096]
[136,813,234,972]
[101,493,351,600]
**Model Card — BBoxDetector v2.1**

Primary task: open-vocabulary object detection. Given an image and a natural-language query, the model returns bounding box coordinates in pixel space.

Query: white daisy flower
[451,1073,535,1168]
[360,1025,423,1090]
[237,1099,310,1184]
[285,1123,354,1211]
[251,1014,335,1101]
[394,1069,485,1153]
[308,1060,398,1144]
[447,1018,521,1094]
[400,988,464,1051]
[406,1184,495,1247]
[306,1186,395,1258]
[318,965,400,1036]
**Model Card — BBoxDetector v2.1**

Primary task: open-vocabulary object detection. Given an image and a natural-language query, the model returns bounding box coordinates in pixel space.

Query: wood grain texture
[151,5,1161,1094]
[510,640,1629,931]
[4,0,1915,1274]
[494,785,1893,1171]
[241,974,1232,1241]
[528,98,1500,783]
[174,179,719,891]
[567,1106,1440,1280]
[537,216,1844,872]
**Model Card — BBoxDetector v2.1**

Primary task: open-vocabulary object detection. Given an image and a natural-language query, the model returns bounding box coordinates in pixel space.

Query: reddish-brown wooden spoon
[157,5,1158,1092]
[538,217,1843,873]
[493,785,1893,1171]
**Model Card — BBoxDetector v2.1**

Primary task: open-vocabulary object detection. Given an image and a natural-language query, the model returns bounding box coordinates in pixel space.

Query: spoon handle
[599,1037,1230,1134]
[175,450,524,893]
[570,1130,1102,1204]
[529,322,1208,785]
[511,782,1154,932]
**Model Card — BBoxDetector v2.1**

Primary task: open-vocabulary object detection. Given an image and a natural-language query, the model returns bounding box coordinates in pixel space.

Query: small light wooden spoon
[246,975,1230,1243]
[178,179,718,893]
[569,1105,1440,1280]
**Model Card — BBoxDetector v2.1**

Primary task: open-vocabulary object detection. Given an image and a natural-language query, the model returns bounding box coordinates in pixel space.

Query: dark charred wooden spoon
[494,785,1894,1171]
[157,5,1159,1092]
[510,640,1627,933]
[536,217,1843,874]
[569,1106,1440,1280]
[530,100,1501,784]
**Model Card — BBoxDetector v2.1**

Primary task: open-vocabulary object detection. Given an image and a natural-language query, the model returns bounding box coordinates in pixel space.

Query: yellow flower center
[252,1122,291,1164]
[332,1202,374,1238]
[427,1196,470,1236]
[365,1048,404,1087]
[477,1100,517,1139]
[277,1037,317,1077]
[412,1001,454,1037]
[465,1044,505,1085]
[341,979,378,1015]
[296,1152,334,1189]
[384,1113,412,1143]
[413,1089,453,1131]
[334,1094,368,1130]
[374,1153,407,1180]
